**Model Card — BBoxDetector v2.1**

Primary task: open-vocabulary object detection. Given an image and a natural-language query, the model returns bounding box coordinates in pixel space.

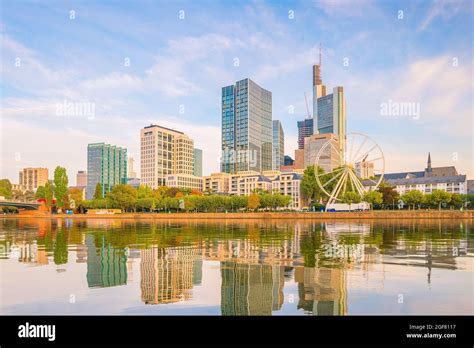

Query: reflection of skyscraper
[86,234,127,288]
[220,262,284,315]
[295,266,347,315]
[140,247,200,304]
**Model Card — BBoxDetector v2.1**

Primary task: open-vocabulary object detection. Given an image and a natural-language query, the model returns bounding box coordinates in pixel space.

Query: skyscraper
[312,47,346,160]
[193,148,203,177]
[140,124,194,188]
[272,120,284,170]
[316,87,346,158]
[221,78,272,173]
[297,118,313,149]
[86,143,127,199]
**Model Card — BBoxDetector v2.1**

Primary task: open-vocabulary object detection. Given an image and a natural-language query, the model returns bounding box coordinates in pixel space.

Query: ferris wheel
[314,132,385,205]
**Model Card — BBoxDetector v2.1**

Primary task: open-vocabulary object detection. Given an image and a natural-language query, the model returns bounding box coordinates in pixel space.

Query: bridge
[0,200,41,210]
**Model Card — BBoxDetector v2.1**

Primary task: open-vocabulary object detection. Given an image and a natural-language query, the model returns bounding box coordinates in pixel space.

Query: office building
[203,170,305,209]
[221,78,272,173]
[19,167,48,191]
[355,161,374,179]
[140,124,194,189]
[76,170,87,187]
[86,143,127,199]
[272,173,304,209]
[304,133,341,173]
[165,174,203,191]
[203,172,231,194]
[128,157,137,179]
[272,120,284,171]
[297,118,313,150]
[193,148,203,177]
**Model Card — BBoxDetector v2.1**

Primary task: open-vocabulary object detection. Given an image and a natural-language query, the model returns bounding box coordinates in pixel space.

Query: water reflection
[0,218,472,315]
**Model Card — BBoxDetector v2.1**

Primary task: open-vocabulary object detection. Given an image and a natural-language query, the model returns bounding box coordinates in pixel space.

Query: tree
[36,186,46,199]
[450,194,463,209]
[12,190,25,201]
[137,185,153,199]
[429,189,452,210]
[301,166,322,203]
[44,181,54,212]
[362,190,383,209]
[53,166,69,209]
[341,192,361,204]
[377,182,400,209]
[24,190,35,202]
[106,184,137,212]
[68,187,84,208]
[247,193,260,211]
[0,179,12,199]
[401,190,424,210]
[93,183,103,199]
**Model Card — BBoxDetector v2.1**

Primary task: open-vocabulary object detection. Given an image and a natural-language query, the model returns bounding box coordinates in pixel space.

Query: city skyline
[1,0,473,184]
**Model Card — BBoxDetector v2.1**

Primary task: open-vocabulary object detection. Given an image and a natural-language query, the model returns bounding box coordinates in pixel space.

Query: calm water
[0,218,472,315]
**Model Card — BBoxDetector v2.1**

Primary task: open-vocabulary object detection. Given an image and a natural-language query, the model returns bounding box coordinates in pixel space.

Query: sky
[1,0,473,185]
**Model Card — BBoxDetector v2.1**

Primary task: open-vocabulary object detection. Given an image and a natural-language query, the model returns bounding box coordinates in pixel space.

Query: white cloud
[418,0,471,32]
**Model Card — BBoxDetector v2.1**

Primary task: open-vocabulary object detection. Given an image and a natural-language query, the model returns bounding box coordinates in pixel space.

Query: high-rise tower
[221,78,272,173]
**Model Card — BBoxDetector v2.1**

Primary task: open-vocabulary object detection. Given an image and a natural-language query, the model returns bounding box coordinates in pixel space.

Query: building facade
[140,124,194,189]
[304,133,340,173]
[19,167,48,191]
[364,154,468,195]
[297,118,313,150]
[165,174,203,191]
[193,148,203,177]
[86,143,127,200]
[272,120,284,171]
[203,170,304,209]
[221,78,272,173]
[127,157,137,179]
[76,170,87,187]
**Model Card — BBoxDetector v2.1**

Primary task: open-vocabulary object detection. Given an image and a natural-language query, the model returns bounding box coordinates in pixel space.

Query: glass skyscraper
[87,143,127,199]
[272,120,284,170]
[221,78,272,173]
[193,148,203,177]
[297,118,313,149]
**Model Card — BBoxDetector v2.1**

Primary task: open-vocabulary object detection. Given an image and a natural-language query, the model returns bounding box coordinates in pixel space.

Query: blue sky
[1,0,472,184]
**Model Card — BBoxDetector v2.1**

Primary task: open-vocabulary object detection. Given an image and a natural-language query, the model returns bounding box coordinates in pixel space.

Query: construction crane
[304,92,311,119]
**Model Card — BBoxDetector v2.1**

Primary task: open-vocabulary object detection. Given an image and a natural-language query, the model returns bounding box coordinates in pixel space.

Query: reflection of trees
[53,230,68,265]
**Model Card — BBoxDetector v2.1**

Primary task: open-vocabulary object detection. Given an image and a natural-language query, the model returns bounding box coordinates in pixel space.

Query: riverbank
[5,210,474,220]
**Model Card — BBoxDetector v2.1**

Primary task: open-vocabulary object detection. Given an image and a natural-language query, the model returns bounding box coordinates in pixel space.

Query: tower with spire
[312,43,327,134]
[425,152,432,175]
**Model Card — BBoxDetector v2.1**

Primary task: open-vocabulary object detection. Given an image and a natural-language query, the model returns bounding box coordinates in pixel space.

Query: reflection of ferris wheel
[314,132,385,205]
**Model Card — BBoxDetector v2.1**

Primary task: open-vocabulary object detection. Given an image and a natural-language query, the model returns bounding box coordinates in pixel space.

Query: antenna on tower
[319,43,322,67]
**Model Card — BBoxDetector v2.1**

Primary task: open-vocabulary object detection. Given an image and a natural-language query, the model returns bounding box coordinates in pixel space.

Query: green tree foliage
[377,182,400,208]
[449,194,463,209]
[44,181,54,211]
[301,166,321,203]
[106,184,137,212]
[401,190,424,210]
[35,186,46,199]
[0,179,12,199]
[53,166,69,209]
[341,191,361,204]
[93,183,103,199]
[362,190,383,208]
[427,189,452,210]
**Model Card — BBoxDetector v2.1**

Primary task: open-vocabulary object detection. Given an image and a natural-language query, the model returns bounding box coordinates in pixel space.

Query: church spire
[427,152,432,172]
